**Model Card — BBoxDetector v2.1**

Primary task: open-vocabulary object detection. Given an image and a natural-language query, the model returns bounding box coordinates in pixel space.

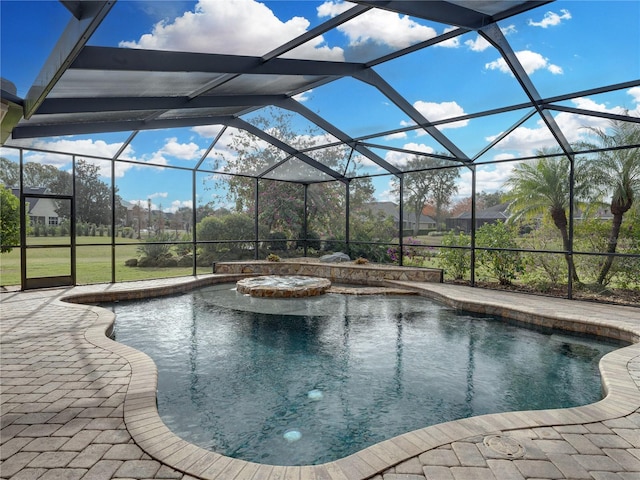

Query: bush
[137,256,156,267]
[519,221,566,286]
[177,255,193,267]
[323,237,346,252]
[476,221,524,285]
[175,233,192,256]
[349,243,389,263]
[196,252,215,267]
[267,231,287,251]
[267,253,281,262]
[439,231,471,280]
[137,232,174,262]
[124,258,138,267]
[157,257,178,268]
[296,230,321,251]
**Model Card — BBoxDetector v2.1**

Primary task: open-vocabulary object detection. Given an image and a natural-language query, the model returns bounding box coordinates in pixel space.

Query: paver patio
[1,274,639,480]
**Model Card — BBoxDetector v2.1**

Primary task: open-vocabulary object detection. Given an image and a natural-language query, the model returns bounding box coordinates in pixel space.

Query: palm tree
[581,118,640,285]
[503,150,586,283]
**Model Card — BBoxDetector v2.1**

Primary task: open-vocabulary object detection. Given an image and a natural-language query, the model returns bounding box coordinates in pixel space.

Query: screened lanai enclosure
[1,0,639,300]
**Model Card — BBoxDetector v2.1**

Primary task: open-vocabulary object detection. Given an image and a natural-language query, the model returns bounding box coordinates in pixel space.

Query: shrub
[267,231,287,251]
[354,257,369,265]
[137,256,156,267]
[0,186,19,252]
[157,257,178,268]
[519,221,566,286]
[267,253,281,262]
[323,237,346,252]
[439,231,471,280]
[476,221,524,285]
[137,232,174,262]
[177,255,193,267]
[175,233,192,256]
[124,258,138,267]
[296,230,321,251]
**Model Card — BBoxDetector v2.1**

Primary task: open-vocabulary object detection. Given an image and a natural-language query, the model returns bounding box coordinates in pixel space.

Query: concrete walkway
[1,275,639,480]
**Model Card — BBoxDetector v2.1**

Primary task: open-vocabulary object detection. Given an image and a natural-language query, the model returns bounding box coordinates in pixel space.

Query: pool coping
[60,274,640,480]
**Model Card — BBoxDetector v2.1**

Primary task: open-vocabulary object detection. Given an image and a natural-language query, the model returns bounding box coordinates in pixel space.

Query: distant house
[365,201,437,232]
[119,199,136,227]
[10,187,60,226]
[446,202,510,233]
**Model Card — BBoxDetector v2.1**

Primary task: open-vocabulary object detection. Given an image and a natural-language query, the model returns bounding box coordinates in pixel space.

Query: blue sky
[1,0,639,213]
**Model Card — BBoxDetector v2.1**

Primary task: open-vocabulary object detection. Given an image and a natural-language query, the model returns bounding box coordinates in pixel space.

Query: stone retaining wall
[214,260,443,284]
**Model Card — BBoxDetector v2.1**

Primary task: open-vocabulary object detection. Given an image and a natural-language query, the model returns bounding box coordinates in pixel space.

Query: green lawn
[1,236,210,287]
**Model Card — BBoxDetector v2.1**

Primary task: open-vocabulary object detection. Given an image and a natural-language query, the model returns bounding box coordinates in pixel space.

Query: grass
[1,236,211,287]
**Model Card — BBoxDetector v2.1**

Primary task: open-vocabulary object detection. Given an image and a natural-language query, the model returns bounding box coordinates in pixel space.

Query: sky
[1,0,639,214]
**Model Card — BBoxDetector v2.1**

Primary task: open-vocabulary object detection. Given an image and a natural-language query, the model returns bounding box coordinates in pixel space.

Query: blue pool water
[110,283,620,466]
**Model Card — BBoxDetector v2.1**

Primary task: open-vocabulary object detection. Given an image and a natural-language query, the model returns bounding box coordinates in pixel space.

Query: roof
[1,1,639,185]
[10,187,49,213]
[454,202,510,220]
[367,201,436,224]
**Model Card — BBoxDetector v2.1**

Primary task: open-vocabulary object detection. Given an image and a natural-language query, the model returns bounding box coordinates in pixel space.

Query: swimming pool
[110,283,620,466]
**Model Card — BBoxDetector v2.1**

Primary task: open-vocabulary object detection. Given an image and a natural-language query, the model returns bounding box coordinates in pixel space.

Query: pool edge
[68,275,640,480]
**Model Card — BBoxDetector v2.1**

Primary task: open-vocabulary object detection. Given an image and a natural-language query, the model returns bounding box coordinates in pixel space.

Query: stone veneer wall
[214,260,443,284]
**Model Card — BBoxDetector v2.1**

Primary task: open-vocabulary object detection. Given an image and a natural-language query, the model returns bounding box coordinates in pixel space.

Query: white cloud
[317,1,353,17]
[628,87,640,109]
[166,199,193,213]
[149,192,168,199]
[384,142,434,167]
[17,138,136,179]
[457,162,515,197]
[29,138,124,160]
[437,27,461,49]
[465,35,491,52]
[129,199,150,209]
[191,125,225,139]
[528,9,572,28]
[464,25,515,52]
[384,132,407,141]
[120,0,344,61]
[484,96,631,156]
[318,1,437,49]
[413,100,469,129]
[485,49,562,75]
[160,137,204,161]
[293,89,312,103]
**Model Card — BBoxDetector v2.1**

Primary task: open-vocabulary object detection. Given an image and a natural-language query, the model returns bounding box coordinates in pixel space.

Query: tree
[503,151,587,283]
[52,159,125,226]
[476,221,524,285]
[478,190,505,209]
[581,118,640,285]
[0,157,69,192]
[210,108,374,241]
[428,161,459,228]
[0,157,19,186]
[0,187,20,252]
[393,155,460,234]
[439,230,471,280]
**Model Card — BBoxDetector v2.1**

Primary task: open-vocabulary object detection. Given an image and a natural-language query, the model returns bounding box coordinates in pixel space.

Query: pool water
[110,284,620,466]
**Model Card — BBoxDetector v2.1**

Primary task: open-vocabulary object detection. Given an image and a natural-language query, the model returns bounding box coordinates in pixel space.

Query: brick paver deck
[1,274,639,480]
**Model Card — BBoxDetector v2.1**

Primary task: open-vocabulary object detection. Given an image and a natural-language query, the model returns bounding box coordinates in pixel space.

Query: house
[10,187,60,227]
[365,201,437,232]
[446,202,510,233]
